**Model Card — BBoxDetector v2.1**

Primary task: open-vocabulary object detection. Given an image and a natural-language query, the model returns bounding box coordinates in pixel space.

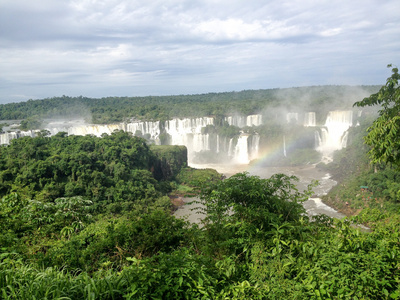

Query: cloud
[0,0,399,103]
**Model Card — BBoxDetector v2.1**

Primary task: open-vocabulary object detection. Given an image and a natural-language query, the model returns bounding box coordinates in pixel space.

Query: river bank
[321,195,363,217]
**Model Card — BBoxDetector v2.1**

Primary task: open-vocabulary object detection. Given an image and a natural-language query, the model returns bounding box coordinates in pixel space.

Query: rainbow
[247,130,319,172]
[247,142,286,172]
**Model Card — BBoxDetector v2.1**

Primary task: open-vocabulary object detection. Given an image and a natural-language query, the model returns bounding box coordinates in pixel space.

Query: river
[174,162,345,224]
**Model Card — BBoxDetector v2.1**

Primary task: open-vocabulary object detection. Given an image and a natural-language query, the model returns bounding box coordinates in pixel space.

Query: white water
[246,114,263,127]
[67,124,123,136]
[287,112,299,123]
[126,121,160,141]
[225,114,263,127]
[283,135,287,157]
[165,117,214,160]
[317,111,353,161]
[0,130,36,144]
[233,135,250,164]
[249,134,260,161]
[304,112,316,127]
[0,111,355,167]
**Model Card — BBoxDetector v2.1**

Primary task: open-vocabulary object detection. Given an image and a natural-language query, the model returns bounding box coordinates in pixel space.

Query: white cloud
[193,18,308,42]
[0,0,399,103]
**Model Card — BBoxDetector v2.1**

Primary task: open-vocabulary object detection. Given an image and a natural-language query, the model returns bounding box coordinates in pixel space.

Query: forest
[1,74,400,298]
[0,85,378,125]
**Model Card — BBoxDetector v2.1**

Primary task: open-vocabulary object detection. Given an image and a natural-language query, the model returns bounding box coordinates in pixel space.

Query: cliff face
[150,145,188,180]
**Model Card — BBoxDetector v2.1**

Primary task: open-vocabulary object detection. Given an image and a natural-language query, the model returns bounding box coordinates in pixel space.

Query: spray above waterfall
[0,110,358,166]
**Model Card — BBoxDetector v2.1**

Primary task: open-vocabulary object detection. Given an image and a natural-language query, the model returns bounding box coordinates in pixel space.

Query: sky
[0,0,399,104]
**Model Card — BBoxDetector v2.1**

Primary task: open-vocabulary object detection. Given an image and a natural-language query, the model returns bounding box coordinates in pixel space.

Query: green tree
[354,65,400,166]
[198,172,314,257]
[200,172,312,228]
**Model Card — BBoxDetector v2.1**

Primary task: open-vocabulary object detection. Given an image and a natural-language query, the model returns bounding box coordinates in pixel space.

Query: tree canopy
[0,86,378,124]
[354,65,400,166]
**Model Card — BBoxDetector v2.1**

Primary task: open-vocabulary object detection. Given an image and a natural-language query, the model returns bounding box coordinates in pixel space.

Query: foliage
[150,145,187,180]
[39,210,193,272]
[2,213,399,299]
[0,131,165,204]
[0,86,378,123]
[354,65,400,167]
[201,122,241,139]
[0,174,400,299]
[174,167,222,195]
[19,117,42,130]
[200,172,311,227]
[322,67,400,214]
[196,172,314,258]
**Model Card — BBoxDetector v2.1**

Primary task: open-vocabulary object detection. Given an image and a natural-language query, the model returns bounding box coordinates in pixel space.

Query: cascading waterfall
[233,134,250,164]
[126,121,160,141]
[1,115,262,164]
[228,138,234,158]
[246,115,263,127]
[317,110,353,158]
[192,133,210,152]
[225,116,246,128]
[287,112,299,124]
[0,130,36,145]
[67,124,123,137]
[283,135,287,157]
[249,134,260,161]
[356,110,363,126]
[1,110,358,166]
[165,117,214,159]
[166,117,214,135]
[304,112,316,127]
[225,114,263,127]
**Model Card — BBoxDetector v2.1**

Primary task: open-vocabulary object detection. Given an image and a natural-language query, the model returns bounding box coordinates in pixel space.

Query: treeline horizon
[0,85,379,124]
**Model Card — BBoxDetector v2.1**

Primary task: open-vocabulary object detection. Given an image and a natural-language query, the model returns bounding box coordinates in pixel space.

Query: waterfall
[67,124,123,137]
[287,112,298,124]
[0,130,36,145]
[233,134,250,164]
[126,121,160,140]
[246,115,263,127]
[355,110,363,127]
[1,115,262,165]
[165,117,214,135]
[225,114,263,128]
[228,138,235,157]
[164,117,214,162]
[225,116,246,128]
[249,134,260,161]
[228,133,260,164]
[192,133,210,152]
[317,110,353,158]
[304,112,316,127]
[283,136,287,157]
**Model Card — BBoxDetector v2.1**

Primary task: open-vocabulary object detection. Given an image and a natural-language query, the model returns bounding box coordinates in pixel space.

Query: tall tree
[354,65,400,166]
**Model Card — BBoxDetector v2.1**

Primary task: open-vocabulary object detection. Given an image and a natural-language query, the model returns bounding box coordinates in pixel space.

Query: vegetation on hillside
[354,65,400,167]
[1,169,399,298]
[0,129,399,298]
[0,86,378,124]
[322,66,400,216]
